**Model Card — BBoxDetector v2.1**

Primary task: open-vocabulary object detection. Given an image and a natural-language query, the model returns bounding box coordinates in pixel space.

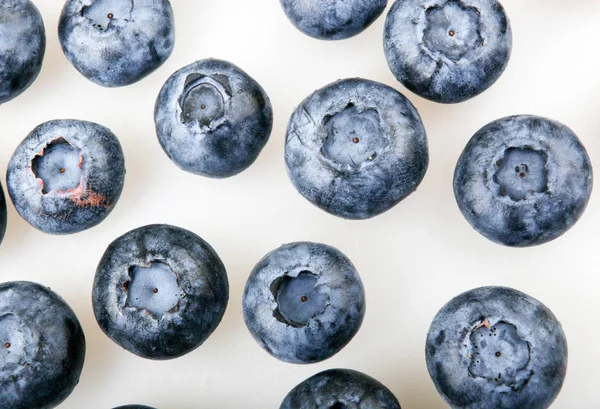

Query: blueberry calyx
[31,137,83,195]
[82,0,134,32]
[179,74,231,129]
[423,1,484,63]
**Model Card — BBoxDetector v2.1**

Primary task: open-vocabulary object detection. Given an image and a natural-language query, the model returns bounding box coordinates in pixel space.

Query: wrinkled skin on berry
[285,78,428,219]
[426,286,567,409]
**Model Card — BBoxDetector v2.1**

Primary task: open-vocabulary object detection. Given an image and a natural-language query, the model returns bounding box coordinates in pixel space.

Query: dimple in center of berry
[271,271,329,328]
[423,1,483,62]
[466,320,533,390]
[493,147,548,201]
[322,103,386,168]
[126,261,182,317]
[31,137,83,194]
[180,74,232,128]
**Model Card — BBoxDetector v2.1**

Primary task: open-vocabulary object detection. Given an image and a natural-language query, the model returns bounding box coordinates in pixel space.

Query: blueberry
[7,119,126,235]
[280,368,401,408]
[384,0,512,103]
[154,59,273,178]
[454,115,593,247]
[285,78,428,219]
[93,224,229,360]
[59,0,174,87]
[0,281,86,409]
[426,286,567,409]
[113,406,156,409]
[0,0,45,104]
[243,242,365,364]
[280,0,388,40]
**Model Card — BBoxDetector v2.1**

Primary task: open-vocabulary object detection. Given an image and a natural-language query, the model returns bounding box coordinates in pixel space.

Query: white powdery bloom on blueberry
[243,242,365,364]
[426,286,568,409]
[0,0,45,104]
[154,59,273,178]
[384,0,512,103]
[280,0,388,40]
[7,119,126,235]
[59,0,175,87]
[454,115,593,247]
[285,78,428,219]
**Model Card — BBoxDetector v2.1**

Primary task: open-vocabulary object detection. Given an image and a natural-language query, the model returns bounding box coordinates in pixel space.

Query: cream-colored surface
[0,1,596,408]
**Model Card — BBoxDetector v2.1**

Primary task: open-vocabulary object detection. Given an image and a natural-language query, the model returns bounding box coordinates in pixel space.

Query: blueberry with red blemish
[93,224,229,359]
[6,119,126,234]
[59,0,175,87]
[426,286,567,409]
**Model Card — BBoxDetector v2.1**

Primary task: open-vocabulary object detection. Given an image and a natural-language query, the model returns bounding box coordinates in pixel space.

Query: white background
[1,0,598,408]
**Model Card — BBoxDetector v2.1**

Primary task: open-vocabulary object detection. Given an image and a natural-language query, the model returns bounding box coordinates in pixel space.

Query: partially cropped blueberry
[0,0,45,104]
[93,224,229,360]
[155,59,273,178]
[0,281,86,409]
[285,78,428,219]
[454,115,593,247]
[384,0,512,103]
[59,0,174,87]
[280,0,387,40]
[113,406,156,409]
[7,119,126,235]
[426,287,567,409]
[243,242,365,364]
[280,368,401,408]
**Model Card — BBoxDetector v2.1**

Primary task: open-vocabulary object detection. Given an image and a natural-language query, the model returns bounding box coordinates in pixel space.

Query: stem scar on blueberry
[352,137,360,143]
[300,295,308,302]
[107,13,114,19]
[449,30,455,37]
[4,342,10,348]
[153,288,159,294]
[60,168,66,174]
[495,351,502,357]
[201,105,206,110]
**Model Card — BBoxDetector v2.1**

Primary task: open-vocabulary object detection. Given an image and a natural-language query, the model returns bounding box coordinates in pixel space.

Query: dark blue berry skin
[155,59,273,178]
[113,406,156,409]
[384,0,512,103]
[280,369,401,409]
[285,78,428,220]
[0,281,86,409]
[0,0,45,104]
[280,0,388,40]
[93,224,229,360]
[426,287,567,409]
[243,242,365,364]
[454,115,593,247]
[0,182,7,246]
[7,119,126,235]
[58,0,174,87]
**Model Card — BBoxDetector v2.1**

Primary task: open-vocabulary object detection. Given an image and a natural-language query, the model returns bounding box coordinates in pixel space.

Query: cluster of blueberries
[0,0,584,408]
